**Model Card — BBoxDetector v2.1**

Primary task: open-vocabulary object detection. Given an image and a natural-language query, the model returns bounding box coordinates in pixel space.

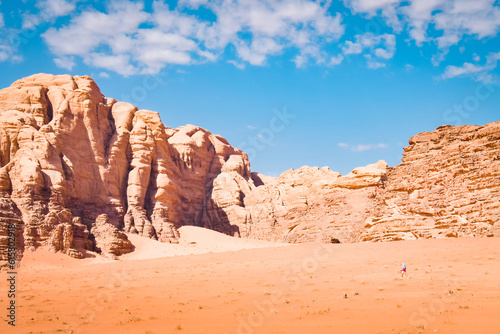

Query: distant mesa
[1,73,499,266]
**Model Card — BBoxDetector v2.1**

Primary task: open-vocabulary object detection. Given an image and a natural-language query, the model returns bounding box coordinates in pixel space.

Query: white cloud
[199,0,344,67]
[342,33,395,68]
[330,54,344,66]
[0,1,28,64]
[433,0,500,40]
[84,53,136,77]
[0,45,11,62]
[43,1,150,74]
[343,41,363,55]
[365,54,386,69]
[374,48,392,59]
[43,2,149,56]
[293,54,307,68]
[441,51,500,81]
[23,0,76,29]
[339,142,389,151]
[353,143,388,151]
[344,0,500,67]
[473,53,480,62]
[442,63,484,79]
[227,60,246,69]
[486,52,500,65]
[435,33,460,49]
[431,50,448,66]
[290,44,326,68]
[407,0,500,71]
[35,0,500,77]
[40,0,75,18]
[133,29,198,72]
[53,56,75,70]
[344,0,402,13]
[0,31,23,63]
[348,0,500,48]
[197,50,218,63]
[98,72,110,78]
[236,37,283,66]
[42,0,345,75]
[403,0,445,46]
[178,0,209,8]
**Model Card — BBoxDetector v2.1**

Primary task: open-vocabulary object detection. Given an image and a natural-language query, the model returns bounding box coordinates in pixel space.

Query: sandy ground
[1,229,499,334]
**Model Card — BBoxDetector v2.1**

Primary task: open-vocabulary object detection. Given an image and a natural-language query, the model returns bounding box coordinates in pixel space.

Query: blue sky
[0,0,499,176]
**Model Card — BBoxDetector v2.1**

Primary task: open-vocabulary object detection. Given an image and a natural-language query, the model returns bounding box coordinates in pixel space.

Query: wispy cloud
[441,51,500,82]
[53,56,75,70]
[23,0,76,30]
[365,54,386,69]
[338,142,389,152]
[342,33,396,69]
[330,54,344,66]
[228,60,246,69]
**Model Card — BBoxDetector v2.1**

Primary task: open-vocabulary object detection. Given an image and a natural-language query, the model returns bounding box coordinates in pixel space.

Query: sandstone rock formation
[0,73,255,266]
[242,125,500,243]
[370,123,500,241]
[0,73,498,266]
[242,161,389,243]
[91,214,133,258]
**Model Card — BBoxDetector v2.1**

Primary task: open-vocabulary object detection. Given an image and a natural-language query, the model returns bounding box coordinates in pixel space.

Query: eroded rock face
[0,74,254,265]
[0,196,23,268]
[91,214,133,258]
[243,162,390,243]
[242,124,500,243]
[368,123,500,241]
[0,73,498,265]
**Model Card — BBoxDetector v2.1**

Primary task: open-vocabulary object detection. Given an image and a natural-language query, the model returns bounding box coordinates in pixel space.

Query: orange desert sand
[1,228,499,334]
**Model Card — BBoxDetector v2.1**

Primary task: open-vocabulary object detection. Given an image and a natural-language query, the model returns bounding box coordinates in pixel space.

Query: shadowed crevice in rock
[44,90,53,124]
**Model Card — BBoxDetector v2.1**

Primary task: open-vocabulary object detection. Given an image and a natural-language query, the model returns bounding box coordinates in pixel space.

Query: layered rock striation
[0,74,498,265]
[370,123,500,241]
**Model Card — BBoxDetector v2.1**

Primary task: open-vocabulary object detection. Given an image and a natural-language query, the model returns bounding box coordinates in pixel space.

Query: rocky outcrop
[91,214,133,258]
[0,73,498,265]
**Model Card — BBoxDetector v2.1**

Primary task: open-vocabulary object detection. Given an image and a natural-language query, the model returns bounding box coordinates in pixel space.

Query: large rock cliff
[242,123,500,243]
[0,74,498,265]
[0,74,255,265]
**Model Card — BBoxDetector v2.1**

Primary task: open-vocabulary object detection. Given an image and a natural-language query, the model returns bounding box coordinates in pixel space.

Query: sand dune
[122,226,290,261]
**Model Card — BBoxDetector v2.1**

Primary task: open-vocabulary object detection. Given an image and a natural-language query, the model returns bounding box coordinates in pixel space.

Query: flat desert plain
[1,228,500,334]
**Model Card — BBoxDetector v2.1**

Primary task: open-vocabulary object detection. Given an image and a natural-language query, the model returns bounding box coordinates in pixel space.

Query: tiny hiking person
[401,262,408,278]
